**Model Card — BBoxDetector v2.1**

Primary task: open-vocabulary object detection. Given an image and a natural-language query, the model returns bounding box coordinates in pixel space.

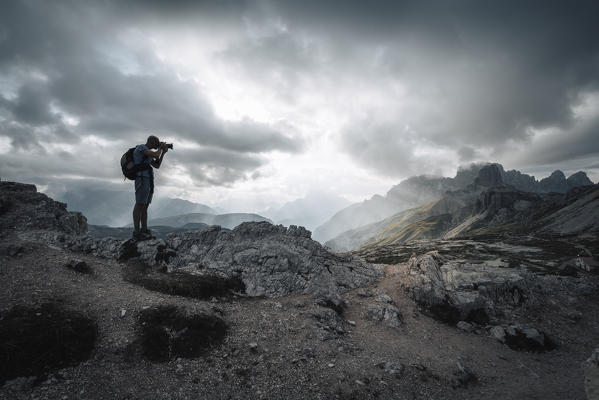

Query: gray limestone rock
[457,321,475,333]
[584,348,599,400]
[162,222,382,297]
[405,250,530,324]
[364,303,402,328]
[55,221,382,298]
[378,362,404,376]
[490,326,506,343]
[490,324,553,352]
[0,182,87,236]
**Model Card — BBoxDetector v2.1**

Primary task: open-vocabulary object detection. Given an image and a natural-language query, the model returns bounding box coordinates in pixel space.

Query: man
[132,135,168,240]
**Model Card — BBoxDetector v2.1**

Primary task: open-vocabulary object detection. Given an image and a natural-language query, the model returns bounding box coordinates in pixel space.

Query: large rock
[163,222,382,297]
[584,348,599,400]
[404,251,529,324]
[0,182,87,236]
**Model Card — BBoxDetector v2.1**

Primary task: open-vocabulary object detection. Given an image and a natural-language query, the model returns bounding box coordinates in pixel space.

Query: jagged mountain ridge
[327,164,597,251]
[313,165,485,243]
[315,163,593,244]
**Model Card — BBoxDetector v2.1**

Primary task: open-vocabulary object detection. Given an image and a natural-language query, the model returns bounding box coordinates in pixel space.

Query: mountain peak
[567,171,593,186]
[549,170,566,180]
[474,164,504,187]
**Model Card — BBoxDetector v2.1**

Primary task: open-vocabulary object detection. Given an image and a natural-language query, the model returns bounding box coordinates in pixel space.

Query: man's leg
[141,204,149,230]
[133,203,142,231]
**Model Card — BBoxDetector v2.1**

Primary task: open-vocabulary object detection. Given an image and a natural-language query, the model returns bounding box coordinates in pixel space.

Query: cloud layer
[1,0,598,209]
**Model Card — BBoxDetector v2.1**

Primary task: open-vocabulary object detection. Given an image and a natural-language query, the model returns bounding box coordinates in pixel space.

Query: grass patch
[137,305,227,362]
[0,303,96,384]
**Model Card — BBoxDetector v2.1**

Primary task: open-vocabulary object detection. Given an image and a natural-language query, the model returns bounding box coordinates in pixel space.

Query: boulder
[457,321,475,333]
[490,324,554,352]
[584,348,599,400]
[364,303,402,328]
[404,251,530,324]
[490,326,506,343]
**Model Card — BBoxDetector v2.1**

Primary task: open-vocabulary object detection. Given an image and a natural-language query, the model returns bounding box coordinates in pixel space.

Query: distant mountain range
[315,163,594,244]
[261,192,351,232]
[326,164,597,251]
[88,222,211,239]
[59,187,217,227]
[141,213,272,229]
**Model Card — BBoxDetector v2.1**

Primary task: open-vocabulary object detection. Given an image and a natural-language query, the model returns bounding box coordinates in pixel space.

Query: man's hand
[160,142,169,153]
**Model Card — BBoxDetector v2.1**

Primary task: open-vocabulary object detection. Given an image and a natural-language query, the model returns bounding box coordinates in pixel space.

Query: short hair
[146,135,160,148]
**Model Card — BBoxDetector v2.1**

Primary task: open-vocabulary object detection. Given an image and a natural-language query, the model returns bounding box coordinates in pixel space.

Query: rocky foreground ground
[1,181,599,400]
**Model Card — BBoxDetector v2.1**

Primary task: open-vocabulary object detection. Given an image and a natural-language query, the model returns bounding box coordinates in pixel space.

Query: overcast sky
[1,0,598,211]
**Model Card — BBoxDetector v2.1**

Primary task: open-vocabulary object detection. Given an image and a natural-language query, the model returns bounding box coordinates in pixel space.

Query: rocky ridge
[314,163,593,244]
[1,181,381,298]
[328,164,598,251]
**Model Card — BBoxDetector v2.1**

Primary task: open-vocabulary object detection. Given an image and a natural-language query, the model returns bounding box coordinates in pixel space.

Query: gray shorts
[135,177,154,205]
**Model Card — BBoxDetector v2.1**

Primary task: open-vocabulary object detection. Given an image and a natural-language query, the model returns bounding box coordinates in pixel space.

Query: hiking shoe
[132,230,143,240]
[140,229,155,240]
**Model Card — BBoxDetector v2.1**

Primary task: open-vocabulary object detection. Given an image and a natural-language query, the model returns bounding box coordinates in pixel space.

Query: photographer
[132,135,171,240]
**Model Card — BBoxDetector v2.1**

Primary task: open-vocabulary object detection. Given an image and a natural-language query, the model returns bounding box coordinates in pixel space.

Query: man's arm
[142,149,162,160]
[150,144,168,169]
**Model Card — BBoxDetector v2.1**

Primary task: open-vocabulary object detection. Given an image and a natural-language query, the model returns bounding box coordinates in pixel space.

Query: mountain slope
[314,164,487,243]
[263,192,350,231]
[316,164,594,245]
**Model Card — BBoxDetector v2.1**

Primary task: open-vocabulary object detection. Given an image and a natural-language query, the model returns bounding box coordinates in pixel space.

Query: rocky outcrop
[0,182,87,236]
[489,324,554,352]
[584,348,599,400]
[474,186,542,216]
[36,222,382,298]
[540,184,599,234]
[404,251,531,324]
[474,164,504,187]
[163,222,382,297]
[2,181,381,298]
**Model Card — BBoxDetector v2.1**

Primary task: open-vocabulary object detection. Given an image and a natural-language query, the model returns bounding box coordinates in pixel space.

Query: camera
[161,142,174,150]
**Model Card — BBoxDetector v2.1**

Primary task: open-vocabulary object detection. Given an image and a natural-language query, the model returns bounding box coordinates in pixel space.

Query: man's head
[146,135,160,149]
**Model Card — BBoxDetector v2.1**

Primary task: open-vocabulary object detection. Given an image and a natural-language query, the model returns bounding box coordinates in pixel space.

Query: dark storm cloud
[513,112,599,166]
[248,0,599,174]
[0,0,299,185]
[2,0,599,187]
[11,80,57,126]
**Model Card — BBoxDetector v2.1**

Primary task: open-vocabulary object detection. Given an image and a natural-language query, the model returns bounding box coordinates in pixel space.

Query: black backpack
[121,147,151,180]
